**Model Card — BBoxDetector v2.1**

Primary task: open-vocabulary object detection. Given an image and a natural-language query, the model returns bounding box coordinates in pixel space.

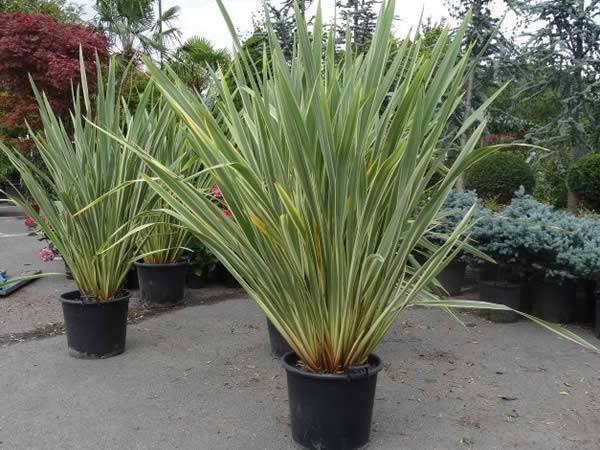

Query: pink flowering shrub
[39,247,55,262]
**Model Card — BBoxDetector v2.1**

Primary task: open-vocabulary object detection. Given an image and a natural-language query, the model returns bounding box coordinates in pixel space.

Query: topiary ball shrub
[465,151,535,204]
[567,153,600,211]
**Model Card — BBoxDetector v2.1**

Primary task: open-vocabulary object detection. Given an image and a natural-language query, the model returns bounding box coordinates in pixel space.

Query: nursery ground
[2,207,600,449]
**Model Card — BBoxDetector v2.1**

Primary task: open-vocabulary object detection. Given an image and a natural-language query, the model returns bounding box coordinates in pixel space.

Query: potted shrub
[130,2,595,447]
[464,151,535,204]
[491,195,600,324]
[545,212,600,323]
[0,59,161,358]
[134,209,192,306]
[429,190,484,295]
[469,200,534,321]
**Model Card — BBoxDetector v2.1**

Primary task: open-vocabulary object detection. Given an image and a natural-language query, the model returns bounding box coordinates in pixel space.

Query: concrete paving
[1,297,600,449]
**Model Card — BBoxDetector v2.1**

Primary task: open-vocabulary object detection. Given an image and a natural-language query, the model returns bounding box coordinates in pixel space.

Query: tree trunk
[456,71,474,192]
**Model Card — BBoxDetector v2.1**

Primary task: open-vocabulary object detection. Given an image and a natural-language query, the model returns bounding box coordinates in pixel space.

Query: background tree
[0,0,82,22]
[335,0,379,52]
[95,0,180,63]
[446,0,509,190]
[265,0,312,59]
[506,0,600,209]
[0,13,109,149]
[171,36,230,92]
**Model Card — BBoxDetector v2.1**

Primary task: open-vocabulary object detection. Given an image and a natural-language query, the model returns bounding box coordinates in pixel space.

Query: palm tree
[95,0,181,63]
[171,36,230,92]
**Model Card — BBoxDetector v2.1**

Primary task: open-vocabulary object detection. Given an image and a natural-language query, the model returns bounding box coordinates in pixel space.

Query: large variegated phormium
[1,58,181,300]
[135,0,596,371]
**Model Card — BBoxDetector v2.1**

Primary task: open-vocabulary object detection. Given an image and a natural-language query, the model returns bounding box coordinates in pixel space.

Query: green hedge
[567,153,600,211]
[465,151,535,204]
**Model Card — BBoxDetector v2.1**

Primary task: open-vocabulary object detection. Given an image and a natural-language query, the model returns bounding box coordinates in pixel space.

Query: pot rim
[134,260,189,268]
[282,352,383,381]
[60,290,131,305]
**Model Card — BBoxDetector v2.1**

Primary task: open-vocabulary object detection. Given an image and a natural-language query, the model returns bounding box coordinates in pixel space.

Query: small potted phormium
[131,103,210,305]
[135,210,192,306]
[137,2,596,447]
[0,59,164,358]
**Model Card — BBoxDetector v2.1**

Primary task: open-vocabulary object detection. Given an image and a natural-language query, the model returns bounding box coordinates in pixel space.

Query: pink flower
[39,247,55,262]
[210,185,223,199]
[24,216,35,228]
[222,208,233,218]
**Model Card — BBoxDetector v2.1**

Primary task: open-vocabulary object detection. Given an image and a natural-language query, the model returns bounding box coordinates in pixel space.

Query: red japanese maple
[0,13,109,144]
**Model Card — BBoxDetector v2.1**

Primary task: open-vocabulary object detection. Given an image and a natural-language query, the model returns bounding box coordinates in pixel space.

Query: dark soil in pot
[437,260,466,296]
[532,278,576,324]
[267,319,292,357]
[135,260,188,306]
[282,352,383,450]
[60,291,129,359]
[478,280,521,323]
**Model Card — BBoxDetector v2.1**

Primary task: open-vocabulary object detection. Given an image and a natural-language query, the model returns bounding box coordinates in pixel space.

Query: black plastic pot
[595,295,600,339]
[574,279,596,323]
[60,291,129,358]
[135,260,188,305]
[267,319,292,357]
[214,263,241,288]
[532,278,576,324]
[437,260,466,296]
[186,270,207,289]
[478,280,521,323]
[283,352,383,450]
[124,268,139,290]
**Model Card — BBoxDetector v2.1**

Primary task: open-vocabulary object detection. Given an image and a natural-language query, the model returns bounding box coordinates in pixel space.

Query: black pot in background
[267,319,292,357]
[478,280,521,323]
[125,268,139,290]
[437,260,466,296]
[595,294,600,339]
[214,263,241,288]
[532,278,576,324]
[135,260,188,306]
[574,279,596,323]
[283,352,383,450]
[60,290,129,358]
[186,270,207,289]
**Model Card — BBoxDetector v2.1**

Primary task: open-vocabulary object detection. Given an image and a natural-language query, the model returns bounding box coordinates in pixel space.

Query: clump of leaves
[567,153,600,211]
[465,151,535,204]
[133,0,595,370]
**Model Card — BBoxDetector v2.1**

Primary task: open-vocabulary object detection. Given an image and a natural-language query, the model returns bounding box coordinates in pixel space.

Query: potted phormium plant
[131,111,208,306]
[0,59,161,358]
[128,2,596,447]
[135,210,192,305]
